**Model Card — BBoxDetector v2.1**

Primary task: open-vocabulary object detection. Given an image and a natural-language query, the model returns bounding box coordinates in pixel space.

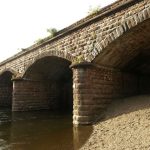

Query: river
[0,108,92,150]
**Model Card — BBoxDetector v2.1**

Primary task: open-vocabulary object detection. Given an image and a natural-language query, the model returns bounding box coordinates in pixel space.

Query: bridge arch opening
[0,71,13,108]
[93,18,150,98]
[18,56,73,113]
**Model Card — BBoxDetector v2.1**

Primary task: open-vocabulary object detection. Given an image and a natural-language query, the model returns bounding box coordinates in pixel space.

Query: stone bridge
[0,0,150,125]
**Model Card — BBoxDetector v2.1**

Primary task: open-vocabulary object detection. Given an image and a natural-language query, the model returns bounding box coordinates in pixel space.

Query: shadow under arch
[0,68,17,77]
[91,16,150,123]
[93,18,150,68]
[103,95,150,121]
[21,55,73,113]
[0,61,93,150]
[0,70,15,108]
[22,50,76,78]
[91,3,150,63]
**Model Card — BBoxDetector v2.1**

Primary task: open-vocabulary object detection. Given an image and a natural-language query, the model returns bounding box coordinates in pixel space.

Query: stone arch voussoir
[0,68,18,78]
[22,50,76,78]
[90,5,150,62]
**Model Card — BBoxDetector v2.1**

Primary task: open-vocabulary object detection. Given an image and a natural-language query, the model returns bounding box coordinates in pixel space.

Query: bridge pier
[71,62,120,125]
[71,62,140,125]
[11,62,140,125]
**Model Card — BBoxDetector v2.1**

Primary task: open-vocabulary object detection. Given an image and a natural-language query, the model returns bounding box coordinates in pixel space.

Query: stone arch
[0,68,15,107]
[22,50,75,78]
[91,6,150,62]
[84,4,150,125]
[0,68,18,77]
[14,50,74,112]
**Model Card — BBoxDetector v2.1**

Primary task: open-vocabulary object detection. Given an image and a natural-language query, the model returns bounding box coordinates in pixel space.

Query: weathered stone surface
[0,0,149,76]
[12,79,50,111]
[0,0,149,125]
[0,72,13,107]
[71,62,140,125]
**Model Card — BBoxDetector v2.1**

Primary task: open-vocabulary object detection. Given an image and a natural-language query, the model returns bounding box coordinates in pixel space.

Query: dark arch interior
[0,71,13,107]
[24,56,73,113]
[94,18,150,97]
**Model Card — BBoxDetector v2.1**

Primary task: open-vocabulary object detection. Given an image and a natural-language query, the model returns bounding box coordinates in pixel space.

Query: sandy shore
[81,95,150,150]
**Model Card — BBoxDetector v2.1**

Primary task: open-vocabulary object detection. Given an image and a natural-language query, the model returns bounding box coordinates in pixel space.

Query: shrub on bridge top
[46,28,58,37]
[88,5,101,15]
[34,38,45,44]
[34,28,58,45]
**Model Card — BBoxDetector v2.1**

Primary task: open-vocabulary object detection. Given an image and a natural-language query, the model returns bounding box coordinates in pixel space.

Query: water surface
[0,108,92,150]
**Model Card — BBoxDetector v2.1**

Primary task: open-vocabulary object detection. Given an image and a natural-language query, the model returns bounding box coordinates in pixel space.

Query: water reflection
[0,108,92,150]
[73,126,93,150]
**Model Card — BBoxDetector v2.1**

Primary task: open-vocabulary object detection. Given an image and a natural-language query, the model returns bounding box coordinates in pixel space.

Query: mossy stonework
[0,0,150,125]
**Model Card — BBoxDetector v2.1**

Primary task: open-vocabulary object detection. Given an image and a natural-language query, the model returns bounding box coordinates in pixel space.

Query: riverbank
[81,95,150,150]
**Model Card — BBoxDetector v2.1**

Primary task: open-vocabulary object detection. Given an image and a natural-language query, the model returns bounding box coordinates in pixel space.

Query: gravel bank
[81,95,150,150]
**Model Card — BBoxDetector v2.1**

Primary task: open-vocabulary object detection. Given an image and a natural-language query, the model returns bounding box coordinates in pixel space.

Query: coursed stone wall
[12,79,50,111]
[0,72,13,107]
[0,0,149,77]
[12,79,73,112]
[139,75,150,94]
[0,83,12,106]
[0,0,149,125]
[72,63,139,125]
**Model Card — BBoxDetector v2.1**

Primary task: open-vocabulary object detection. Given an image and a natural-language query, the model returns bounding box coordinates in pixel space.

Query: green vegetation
[88,5,101,15]
[73,55,85,64]
[34,38,45,44]
[34,28,58,44]
[46,28,57,37]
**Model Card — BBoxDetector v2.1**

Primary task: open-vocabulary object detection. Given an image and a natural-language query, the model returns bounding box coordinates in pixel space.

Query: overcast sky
[0,0,116,62]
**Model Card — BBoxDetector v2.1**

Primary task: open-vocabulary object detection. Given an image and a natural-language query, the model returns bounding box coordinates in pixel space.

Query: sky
[0,0,116,62]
